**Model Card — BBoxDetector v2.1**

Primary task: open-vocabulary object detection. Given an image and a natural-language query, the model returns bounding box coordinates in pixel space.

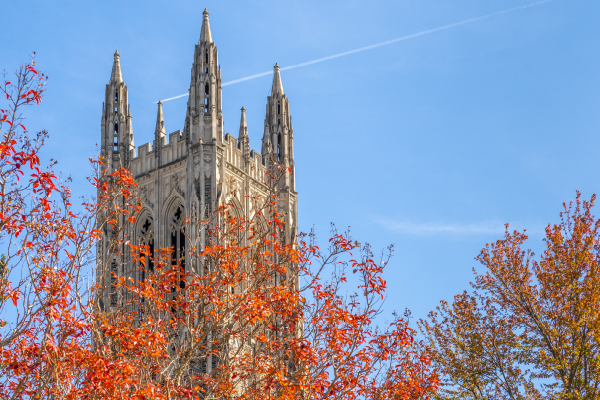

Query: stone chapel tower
[97,9,298,310]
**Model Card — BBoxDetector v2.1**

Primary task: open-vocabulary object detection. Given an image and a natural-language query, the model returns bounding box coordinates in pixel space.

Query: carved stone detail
[140,185,154,209]
[194,177,201,200]
[169,172,185,198]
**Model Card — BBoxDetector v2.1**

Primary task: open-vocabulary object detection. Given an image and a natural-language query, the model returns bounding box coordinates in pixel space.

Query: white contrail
[160,93,190,102]
[159,0,552,103]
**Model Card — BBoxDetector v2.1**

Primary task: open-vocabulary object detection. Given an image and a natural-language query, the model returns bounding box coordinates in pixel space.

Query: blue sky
[3,0,600,321]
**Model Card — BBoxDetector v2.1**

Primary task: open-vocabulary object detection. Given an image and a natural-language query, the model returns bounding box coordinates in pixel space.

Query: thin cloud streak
[159,0,552,102]
[376,218,546,236]
[160,93,189,102]
[378,219,506,235]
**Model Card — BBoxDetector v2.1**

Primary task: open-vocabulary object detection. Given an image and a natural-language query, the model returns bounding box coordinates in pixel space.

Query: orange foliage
[0,58,438,399]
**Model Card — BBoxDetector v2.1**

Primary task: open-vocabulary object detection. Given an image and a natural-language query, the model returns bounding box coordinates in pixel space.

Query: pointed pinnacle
[239,107,248,138]
[155,101,165,137]
[271,63,284,95]
[200,8,212,43]
[110,50,123,83]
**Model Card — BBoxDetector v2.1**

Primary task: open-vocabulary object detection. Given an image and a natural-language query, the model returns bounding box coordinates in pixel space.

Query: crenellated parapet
[222,132,268,184]
[128,126,268,184]
[128,130,186,177]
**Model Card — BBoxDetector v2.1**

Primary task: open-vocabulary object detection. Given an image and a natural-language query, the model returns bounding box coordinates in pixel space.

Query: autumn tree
[419,193,600,400]
[0,56,91,397]
[0,57,439,399]
[89,166,439,399]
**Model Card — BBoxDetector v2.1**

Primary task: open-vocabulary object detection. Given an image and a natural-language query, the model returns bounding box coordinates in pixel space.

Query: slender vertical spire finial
[155,101,165,137]
[200,8,213,43]
[239,107,248,138]
[111,50,123,83]
[271,63,284,95]
[262,121,272,156]
[239,107,250,157]
[126,109,135,150]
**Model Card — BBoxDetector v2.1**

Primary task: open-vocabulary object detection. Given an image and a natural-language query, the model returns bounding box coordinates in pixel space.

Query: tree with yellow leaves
[420,192,600,400]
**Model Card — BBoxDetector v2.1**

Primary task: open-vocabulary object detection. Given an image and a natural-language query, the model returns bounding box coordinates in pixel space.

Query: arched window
[137,214,155,283]
[114,92,118,104]
[204,83,209,95]
[205,51,209,64]
[204,97,210,113]
[252,212,269,238]
[225,197,246,246]
[169,205,186,289]
[277,103,281,115]
[278,133,282,159]
[113,122,119,151]
[204,176,212,219]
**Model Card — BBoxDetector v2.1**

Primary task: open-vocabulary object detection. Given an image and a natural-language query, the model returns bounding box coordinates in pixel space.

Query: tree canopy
[0,57,438,400]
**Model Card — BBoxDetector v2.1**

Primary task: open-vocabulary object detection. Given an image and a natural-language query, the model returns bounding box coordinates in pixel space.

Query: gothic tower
[97,9,298,315]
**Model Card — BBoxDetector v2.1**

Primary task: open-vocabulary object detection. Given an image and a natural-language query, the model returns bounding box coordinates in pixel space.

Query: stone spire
[264,60,293,181]
[200,9,212,43]
[111,50,123,83]
[239,107,248,139]
[239,107,250,159]
[155,101,166,138]
[125,105,134,150]
[154,101,165,166]
[101,50,131,163]
[271,63,284,96]
[261,121,271,156]
[183,7,221,144]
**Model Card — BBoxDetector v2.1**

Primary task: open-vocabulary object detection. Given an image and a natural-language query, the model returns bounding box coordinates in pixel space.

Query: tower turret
[264,63,294,189]
[101,51,134,169]
[263,63,297,244]
[183,8,223,144]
